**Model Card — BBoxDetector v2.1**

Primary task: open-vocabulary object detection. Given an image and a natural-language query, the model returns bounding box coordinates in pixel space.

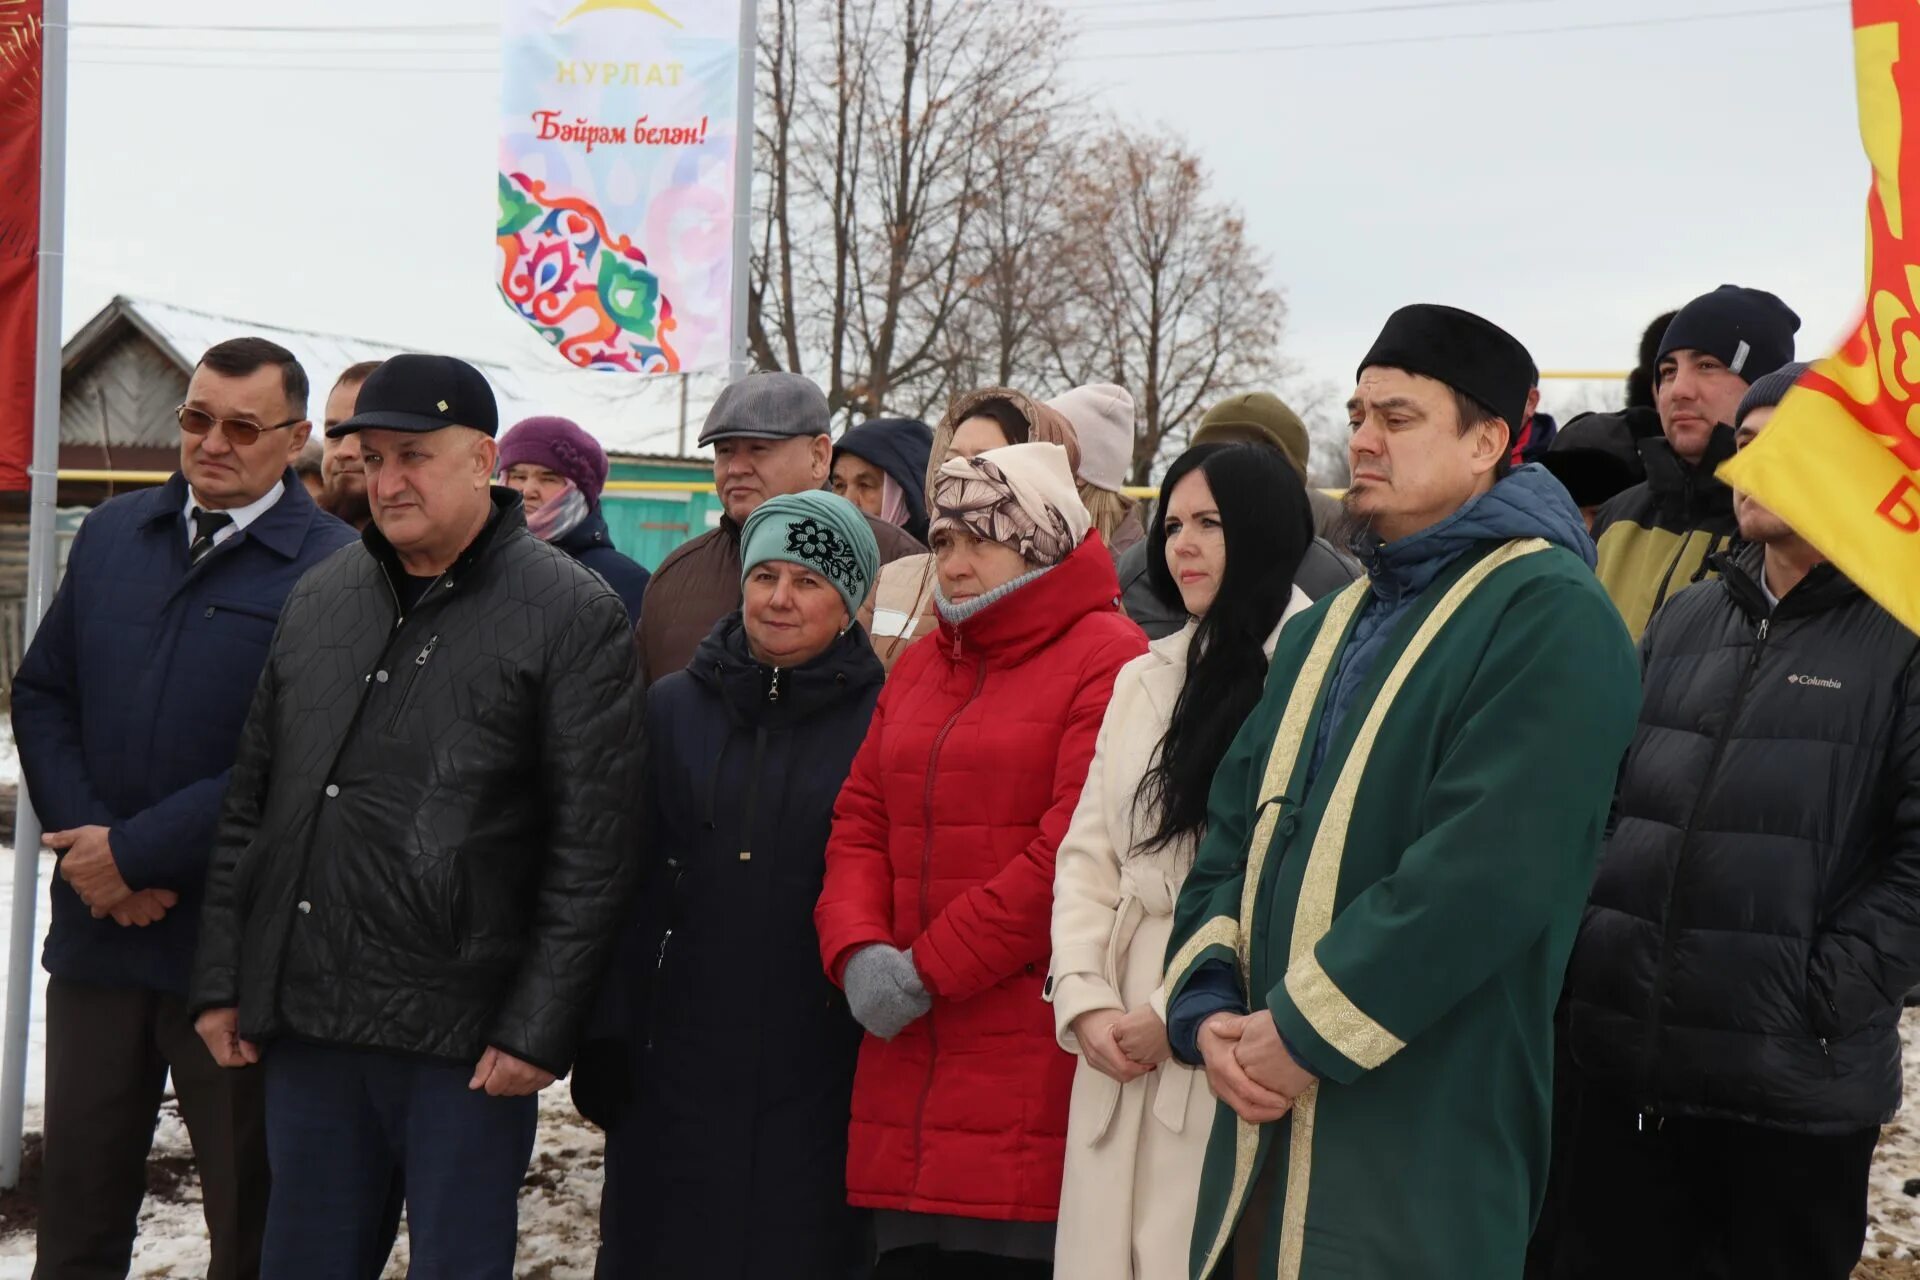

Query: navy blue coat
[11,471,357,993]
[555,508,649,624]
[581,612,882,1279]
[834,417,933,544]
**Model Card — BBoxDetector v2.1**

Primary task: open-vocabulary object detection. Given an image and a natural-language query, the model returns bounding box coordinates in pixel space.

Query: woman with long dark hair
[1046,443,1314,1280]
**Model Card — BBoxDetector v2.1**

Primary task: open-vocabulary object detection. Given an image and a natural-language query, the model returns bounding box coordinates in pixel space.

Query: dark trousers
[34,977,268,1280]
[870,1247,1050,1279]
[1550,1085,1877,1280]
[260,1039,536,1280]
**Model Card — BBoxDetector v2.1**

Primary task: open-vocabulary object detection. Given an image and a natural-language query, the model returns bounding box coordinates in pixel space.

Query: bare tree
[938,104,1083,403]
[1045,127,1288,483]
[747,0,1066,422]
[746,0,804,375]
[1280,375,1355,488]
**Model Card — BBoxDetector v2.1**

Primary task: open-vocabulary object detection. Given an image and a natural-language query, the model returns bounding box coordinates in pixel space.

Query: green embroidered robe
[1164,538,1640,1279]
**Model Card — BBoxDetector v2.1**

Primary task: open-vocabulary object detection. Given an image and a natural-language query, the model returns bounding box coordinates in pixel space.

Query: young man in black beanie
[1591,284,1800,640]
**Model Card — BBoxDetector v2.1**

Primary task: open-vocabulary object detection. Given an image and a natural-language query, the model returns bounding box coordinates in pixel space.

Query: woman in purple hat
[498,416,650,623]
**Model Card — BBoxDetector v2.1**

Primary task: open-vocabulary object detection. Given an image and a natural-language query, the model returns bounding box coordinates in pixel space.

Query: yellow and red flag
[1721,0,1920,632]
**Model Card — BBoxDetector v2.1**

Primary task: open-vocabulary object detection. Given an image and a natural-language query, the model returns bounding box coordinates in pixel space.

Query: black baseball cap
[328,354,500,439]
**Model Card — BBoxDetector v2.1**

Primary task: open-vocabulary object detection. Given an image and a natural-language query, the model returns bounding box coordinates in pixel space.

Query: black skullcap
[1358,304,1537,438]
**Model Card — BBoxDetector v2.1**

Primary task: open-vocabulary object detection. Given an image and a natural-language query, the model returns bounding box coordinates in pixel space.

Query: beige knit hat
[1046,384,1135,493]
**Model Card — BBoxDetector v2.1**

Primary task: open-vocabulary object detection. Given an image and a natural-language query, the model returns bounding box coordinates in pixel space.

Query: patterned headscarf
[928,442,1091,568]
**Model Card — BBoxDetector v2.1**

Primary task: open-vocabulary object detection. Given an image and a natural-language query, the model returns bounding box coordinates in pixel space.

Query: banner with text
[498,0,742,375]
[1720,0,1920,633]
[0,0,42,491]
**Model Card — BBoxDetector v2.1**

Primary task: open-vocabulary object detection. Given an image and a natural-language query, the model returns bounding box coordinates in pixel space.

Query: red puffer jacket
[816,534,1147,1222]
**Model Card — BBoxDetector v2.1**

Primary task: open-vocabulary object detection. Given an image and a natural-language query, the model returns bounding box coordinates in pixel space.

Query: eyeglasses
[175,405,303,447]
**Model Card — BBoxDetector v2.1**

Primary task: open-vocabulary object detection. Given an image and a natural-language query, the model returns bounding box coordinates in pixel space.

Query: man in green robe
[1163,304,1641,1280]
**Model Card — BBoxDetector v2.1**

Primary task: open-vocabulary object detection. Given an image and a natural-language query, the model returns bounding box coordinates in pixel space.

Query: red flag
[0,1,41,493]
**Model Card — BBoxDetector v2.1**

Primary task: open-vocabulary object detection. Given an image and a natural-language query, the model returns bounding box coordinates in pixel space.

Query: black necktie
[189,507,234,565]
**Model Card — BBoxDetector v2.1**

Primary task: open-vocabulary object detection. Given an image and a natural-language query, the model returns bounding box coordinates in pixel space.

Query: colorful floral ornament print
[497,171,682,373]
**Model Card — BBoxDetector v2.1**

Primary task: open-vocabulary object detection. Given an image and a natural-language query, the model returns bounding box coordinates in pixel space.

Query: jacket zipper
[907,654,988,1197]
[646,925,674,1053]
[383,632,440,732]
[1635,613,1771,1126]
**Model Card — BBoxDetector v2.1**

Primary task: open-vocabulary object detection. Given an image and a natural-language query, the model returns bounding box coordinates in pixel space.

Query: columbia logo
[1787,674,1844,690]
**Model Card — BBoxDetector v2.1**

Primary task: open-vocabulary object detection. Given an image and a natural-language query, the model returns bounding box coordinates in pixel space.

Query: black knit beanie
[1734,361,1813,428]
[1656,286,1800,384]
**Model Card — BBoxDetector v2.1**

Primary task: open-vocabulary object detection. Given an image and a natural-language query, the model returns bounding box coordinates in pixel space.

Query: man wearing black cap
[1162,305,1641,1278]
[1591,284,1801,640]
[187,354,643,1279]
[1550,362,1920,1279]
[636,371,925,683]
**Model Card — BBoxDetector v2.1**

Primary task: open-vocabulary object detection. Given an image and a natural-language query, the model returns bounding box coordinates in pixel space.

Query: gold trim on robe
[1272,538,1549,1280]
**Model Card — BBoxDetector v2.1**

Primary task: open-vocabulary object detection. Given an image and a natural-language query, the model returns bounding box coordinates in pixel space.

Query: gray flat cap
[698,372,831,446]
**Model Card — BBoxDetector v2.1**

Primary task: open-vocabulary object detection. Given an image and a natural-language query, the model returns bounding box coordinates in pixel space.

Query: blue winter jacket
[11,471,358,993]
[555,508,650,625]
[1306,463,1597,780]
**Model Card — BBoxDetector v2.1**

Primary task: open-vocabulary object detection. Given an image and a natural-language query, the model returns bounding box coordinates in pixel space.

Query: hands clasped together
[1073,1003,1314,1123]
[46,825,178,927]
[1071,1005,1170,1084]
[1196,1009,1317,1124]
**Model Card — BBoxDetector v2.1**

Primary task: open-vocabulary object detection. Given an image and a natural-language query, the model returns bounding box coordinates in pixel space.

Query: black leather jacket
[190,491,644,1074]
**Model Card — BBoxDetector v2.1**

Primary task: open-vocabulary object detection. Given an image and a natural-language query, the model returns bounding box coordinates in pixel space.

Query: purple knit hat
[497,416,610,505]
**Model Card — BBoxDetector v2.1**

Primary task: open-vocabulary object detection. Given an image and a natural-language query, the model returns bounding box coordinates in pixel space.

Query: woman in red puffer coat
[817,439,1147,1277]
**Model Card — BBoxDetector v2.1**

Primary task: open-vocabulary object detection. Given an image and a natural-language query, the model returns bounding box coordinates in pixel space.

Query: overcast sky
[57,0,1865,450]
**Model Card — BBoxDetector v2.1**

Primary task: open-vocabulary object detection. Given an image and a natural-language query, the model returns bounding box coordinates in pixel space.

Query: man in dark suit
[13,337,357,1280]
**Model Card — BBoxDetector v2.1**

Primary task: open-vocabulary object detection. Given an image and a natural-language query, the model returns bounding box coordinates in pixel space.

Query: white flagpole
[727,0,757,385]
[1,0,67,1190]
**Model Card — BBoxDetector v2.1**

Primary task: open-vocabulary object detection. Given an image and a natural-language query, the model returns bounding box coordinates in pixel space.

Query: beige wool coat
[1046,588,1310,1280]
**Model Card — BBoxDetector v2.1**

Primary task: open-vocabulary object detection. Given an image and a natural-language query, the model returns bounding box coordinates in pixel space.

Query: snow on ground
[0,840,606,1276]
[1862,1013,1920,1271]
[0,851,52,1126]
[0,1091,605,1279]
[0,767,1912,1276]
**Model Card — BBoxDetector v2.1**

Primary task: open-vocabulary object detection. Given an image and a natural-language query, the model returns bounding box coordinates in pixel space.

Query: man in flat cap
[1162,305,1642,1278]
[188,354,643,1278]
[636,371,925,684]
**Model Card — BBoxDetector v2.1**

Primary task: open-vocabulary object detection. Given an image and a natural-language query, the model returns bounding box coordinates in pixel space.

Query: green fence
[599,457,724,570]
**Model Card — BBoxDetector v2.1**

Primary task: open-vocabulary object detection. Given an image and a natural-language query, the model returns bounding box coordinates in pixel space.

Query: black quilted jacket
[1567,546,1920,1133]
[189,490,644,1074]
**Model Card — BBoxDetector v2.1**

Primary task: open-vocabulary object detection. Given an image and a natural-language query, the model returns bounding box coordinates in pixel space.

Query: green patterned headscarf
[739,490,880,622]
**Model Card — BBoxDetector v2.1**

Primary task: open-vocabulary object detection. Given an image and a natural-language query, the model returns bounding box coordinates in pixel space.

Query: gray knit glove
[843,945,932,1040]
